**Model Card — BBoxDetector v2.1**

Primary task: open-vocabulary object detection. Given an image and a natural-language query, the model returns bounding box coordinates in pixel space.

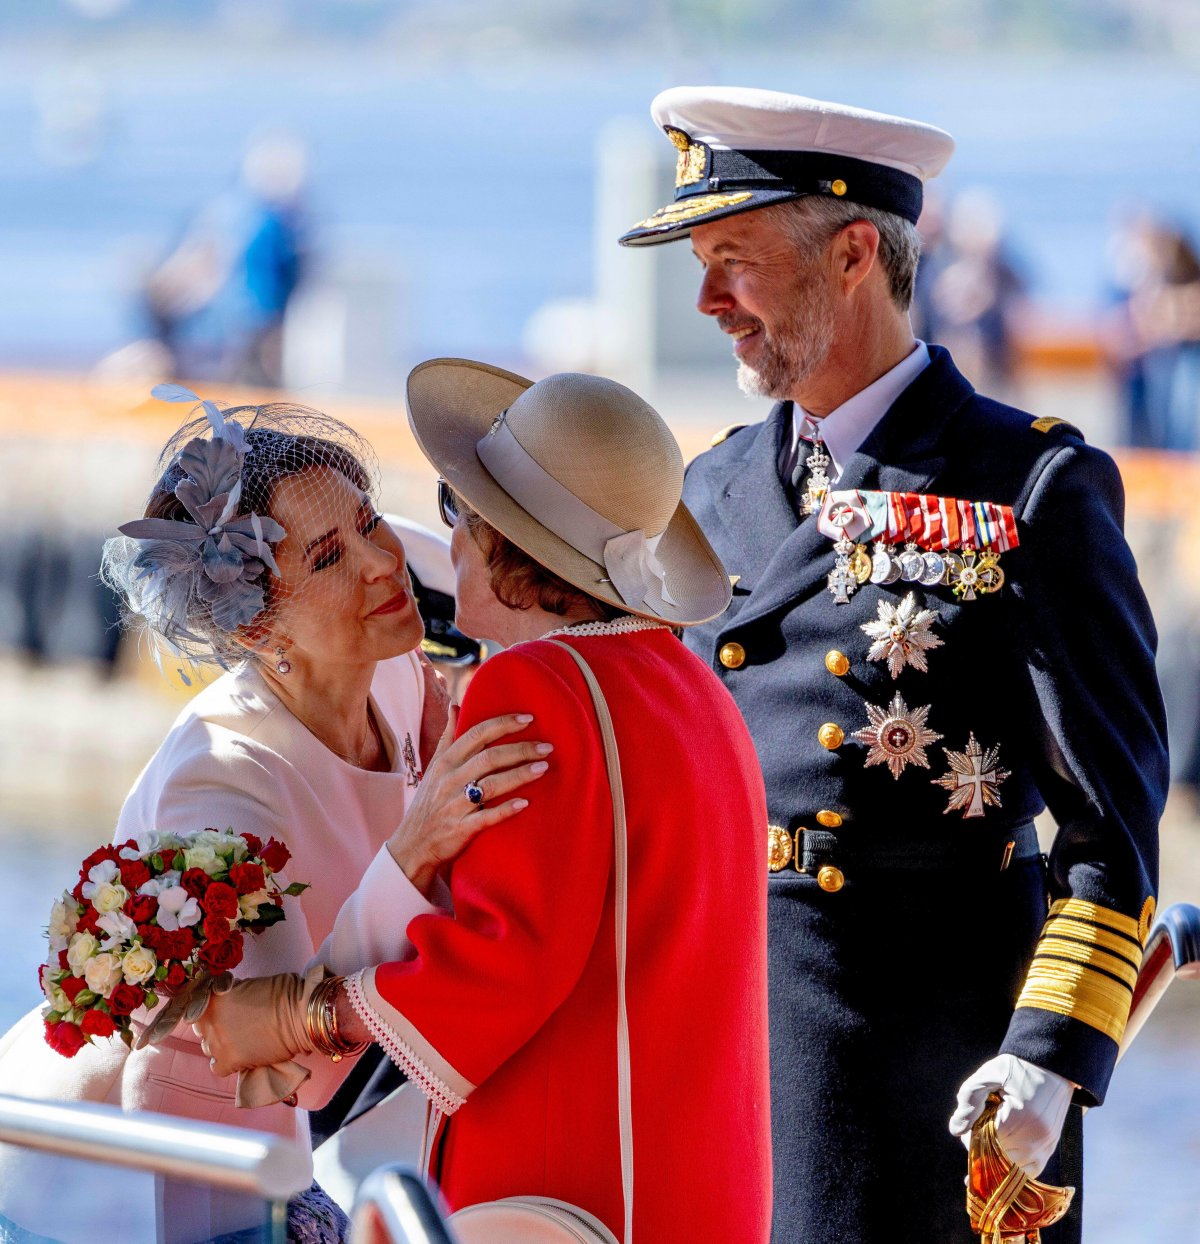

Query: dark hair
[458,498,623,621]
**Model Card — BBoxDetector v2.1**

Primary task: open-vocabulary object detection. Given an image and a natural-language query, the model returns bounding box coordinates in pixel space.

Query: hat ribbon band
[476,418,678,615]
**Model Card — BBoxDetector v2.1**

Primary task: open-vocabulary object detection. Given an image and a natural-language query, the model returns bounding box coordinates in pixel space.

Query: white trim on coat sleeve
[346,968,474,1116]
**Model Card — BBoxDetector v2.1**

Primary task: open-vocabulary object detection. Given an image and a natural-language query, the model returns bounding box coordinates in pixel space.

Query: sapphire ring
[464,780,485,806]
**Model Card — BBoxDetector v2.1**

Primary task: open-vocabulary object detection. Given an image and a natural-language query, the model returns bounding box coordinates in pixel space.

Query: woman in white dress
[0,394,548,1244]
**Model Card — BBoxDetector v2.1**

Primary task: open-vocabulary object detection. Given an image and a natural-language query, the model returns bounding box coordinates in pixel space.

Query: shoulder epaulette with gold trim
[1030,416,1083,437]
[711,423,747,447]
[1014,897,1150,1044]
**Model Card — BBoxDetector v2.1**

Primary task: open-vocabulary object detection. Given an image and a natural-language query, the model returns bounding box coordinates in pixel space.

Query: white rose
[48,896,79,953]
[122,945,157,985]
[156,885,202,931]
[80,859,119,901]
[238,888,271,921]
[42,974,69,1013]
[66,932,99,976]
[84,952,123,998]
[182,844,221,876]
[91,882,129,915]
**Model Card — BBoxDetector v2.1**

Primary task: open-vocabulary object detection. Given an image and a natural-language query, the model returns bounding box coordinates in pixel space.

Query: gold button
[719,641,746,670]
[817,865,845,893]
[818,722,845,750]
[824,649,850,677]
[767,826,793,872]
[831,179,847,197]
[815,810,843,828]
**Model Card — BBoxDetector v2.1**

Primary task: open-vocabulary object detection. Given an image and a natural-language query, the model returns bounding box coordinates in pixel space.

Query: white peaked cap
[619,85,955,246]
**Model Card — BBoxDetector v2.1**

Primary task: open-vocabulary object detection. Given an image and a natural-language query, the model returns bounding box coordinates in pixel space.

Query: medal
[861,592,943,679]
[852,693,943,780]
[869,542,893,585]
[849,543,873,585]
[919,551,946,586]
[827,534,859,604]
[946,549,1004,601]
[934,733,1011,818]
[799,438,832,516]
[899,542,924,582]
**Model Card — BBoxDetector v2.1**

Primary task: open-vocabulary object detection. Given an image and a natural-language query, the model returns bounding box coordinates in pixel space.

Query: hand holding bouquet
[40,828,306,1058]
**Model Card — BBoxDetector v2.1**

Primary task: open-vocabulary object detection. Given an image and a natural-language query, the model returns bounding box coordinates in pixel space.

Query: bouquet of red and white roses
[40,828,306,1058]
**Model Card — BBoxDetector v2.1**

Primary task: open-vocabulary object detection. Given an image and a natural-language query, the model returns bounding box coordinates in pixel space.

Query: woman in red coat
[197,362,772,1242]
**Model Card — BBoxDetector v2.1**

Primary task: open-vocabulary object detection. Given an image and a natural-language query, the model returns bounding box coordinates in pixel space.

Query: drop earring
[274,646,292,675]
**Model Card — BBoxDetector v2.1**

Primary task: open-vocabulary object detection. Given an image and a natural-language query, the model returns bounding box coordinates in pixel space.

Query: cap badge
[666,126,707,189]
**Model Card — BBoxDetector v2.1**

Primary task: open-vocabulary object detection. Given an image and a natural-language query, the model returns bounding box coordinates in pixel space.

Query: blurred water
[0,49,1198,371]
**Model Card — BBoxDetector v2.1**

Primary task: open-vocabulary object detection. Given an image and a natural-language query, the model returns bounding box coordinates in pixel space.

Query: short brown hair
[459,499,623,620]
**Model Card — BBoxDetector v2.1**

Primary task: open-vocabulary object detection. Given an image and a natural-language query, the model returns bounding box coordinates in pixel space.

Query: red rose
[180,868,210,900]
[44,1020,86,1058]
[119,859,152,891]
[203,913,233,944]
[80,844,120,875]
[76,907,101,936]
[159,929,197,961]
[126,895,158,924]
[202,882,239,919]
[80,1010,116,1039]
[60,975,88,1005]
[70,880,86,902]
[108,983,145,1016]
[240,833,263,857]
[138,924,161,952]
[162,962,188,993]
[198,931,244,972]
[260,838,291,873]
[227,861,265,896]
[58,949,70,971]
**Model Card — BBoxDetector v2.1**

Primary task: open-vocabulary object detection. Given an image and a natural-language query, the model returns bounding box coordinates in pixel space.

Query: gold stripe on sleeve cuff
[1015,901,1146,1043]
[1048,897,1141,943]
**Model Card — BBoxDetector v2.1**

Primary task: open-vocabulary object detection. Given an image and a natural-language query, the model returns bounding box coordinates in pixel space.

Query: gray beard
[735,315,836,400]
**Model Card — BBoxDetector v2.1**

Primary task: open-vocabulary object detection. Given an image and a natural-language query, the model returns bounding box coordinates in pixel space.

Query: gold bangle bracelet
[305,976,368,1062]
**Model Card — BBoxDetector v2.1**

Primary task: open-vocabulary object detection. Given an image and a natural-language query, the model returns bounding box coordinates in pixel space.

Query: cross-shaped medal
[935,734,1011,819]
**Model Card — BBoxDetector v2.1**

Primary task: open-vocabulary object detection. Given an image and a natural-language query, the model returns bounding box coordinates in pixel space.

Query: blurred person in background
[143,133,309,387]
[1103,210,1200,451]
[925,188,1028,398]
[0,391,544,1244]
[619,86,1166,1243]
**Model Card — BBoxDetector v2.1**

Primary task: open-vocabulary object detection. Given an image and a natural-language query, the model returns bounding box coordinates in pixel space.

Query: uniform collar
[792,339,931,479]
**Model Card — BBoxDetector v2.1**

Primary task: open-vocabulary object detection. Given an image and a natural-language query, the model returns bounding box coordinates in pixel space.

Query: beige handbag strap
[548,640,634,1244]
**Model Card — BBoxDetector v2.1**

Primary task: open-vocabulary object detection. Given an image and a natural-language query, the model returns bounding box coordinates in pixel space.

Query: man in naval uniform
[619,87,1167,1242]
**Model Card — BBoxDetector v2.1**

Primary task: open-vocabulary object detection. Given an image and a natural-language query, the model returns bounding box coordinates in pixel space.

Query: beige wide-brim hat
[405,359,731,627]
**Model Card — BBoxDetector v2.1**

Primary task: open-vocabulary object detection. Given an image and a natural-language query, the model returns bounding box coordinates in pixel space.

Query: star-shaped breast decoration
[852,693,943,780]
[861,592,944,679]
[934,733,1011,818]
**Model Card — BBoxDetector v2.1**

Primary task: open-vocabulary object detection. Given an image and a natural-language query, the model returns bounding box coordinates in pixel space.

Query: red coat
[355,626,771,1242]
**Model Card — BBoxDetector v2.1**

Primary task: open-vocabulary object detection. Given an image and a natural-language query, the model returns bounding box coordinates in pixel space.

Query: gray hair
[769,197,922,310]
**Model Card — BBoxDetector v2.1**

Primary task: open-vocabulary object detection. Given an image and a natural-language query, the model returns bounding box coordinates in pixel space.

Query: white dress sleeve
[313,845,450,975]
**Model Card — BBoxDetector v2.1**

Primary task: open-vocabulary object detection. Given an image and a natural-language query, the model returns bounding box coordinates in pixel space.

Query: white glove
[949,1053,1075,1177]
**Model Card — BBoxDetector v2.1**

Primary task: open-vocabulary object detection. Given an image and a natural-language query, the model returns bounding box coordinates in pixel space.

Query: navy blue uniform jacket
[681,346,1167,1243]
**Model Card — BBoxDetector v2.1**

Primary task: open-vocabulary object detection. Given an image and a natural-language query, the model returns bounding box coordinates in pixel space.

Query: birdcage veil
[101,385,381,672]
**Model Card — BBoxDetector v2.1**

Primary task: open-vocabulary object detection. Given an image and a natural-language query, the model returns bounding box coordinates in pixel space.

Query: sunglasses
[437,478,460,529]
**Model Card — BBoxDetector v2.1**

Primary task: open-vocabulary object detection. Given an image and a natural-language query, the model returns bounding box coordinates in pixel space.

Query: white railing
[350,1165,457,1244]
[0,1095,311,1197]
